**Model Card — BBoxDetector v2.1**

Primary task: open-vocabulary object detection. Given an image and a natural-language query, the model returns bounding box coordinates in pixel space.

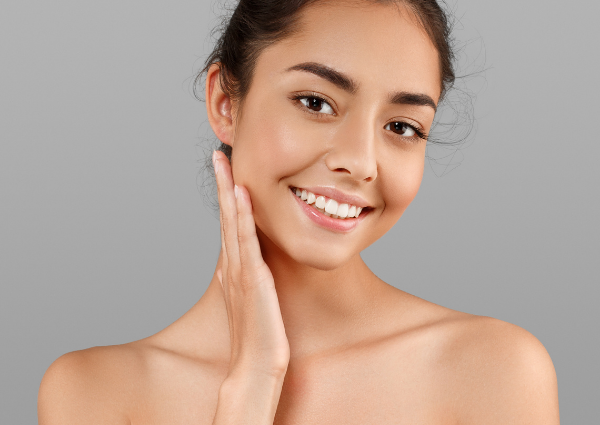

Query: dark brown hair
[194,0,457,164]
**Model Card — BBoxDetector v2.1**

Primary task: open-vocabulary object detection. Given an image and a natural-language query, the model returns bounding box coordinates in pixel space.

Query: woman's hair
[195,0,458,164]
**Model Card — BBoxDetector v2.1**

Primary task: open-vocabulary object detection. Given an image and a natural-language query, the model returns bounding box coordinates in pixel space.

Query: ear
[205,64,235,147]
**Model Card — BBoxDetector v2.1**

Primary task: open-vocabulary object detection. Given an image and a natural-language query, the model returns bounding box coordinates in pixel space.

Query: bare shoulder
[381,289,559,423]
[436,313,560,424]
[38,343,148,424]
[38,334,226,425]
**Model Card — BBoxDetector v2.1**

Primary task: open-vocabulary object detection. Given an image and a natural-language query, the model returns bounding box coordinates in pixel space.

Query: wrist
[215,370,286,423]
[223,366,287,392]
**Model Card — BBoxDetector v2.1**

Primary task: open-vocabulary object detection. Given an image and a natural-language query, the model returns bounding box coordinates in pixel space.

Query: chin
[256,224,361,271]
[289,247,356,271]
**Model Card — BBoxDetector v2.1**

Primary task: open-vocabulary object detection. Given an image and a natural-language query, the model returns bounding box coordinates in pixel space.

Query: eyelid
[388,116,424,131]
[290,91,338,116]
[385,118,428,141]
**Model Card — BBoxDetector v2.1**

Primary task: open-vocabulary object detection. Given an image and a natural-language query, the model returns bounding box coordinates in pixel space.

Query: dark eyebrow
[286,61,437,111]
[285,62,359,95]
[390,91,437,111]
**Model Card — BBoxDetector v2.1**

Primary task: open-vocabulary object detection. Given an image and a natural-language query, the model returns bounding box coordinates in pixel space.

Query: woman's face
[227,1,441,270]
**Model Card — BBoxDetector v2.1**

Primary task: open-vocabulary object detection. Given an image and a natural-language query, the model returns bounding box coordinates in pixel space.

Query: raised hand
[213,150,290,381]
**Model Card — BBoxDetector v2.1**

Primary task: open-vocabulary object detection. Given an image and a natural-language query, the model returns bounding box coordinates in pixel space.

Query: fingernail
[234,184,239,199]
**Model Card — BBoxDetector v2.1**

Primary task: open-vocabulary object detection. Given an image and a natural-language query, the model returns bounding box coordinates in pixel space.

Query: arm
[211,149,290,424]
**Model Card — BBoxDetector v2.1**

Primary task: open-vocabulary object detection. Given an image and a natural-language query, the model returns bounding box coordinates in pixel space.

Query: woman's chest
[272,353,455,425]
[130,347,457,425]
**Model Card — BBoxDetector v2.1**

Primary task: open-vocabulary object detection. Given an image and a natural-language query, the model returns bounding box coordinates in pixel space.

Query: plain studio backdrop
[1,0,598,423]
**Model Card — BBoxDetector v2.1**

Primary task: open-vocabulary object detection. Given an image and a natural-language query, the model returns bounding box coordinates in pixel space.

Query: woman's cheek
[231,101,284,180]
[382,151,425,215]
[251,110,327,180]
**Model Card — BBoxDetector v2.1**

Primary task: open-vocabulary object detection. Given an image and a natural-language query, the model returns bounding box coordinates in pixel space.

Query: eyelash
[290,92,428,142]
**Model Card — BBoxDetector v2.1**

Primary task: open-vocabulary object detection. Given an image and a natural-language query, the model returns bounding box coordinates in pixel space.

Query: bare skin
[38,2,560,424]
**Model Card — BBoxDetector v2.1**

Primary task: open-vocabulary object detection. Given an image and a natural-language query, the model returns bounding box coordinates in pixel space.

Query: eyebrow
[390,91,437,111]
[285,61,437,111]
[286,62,358,94]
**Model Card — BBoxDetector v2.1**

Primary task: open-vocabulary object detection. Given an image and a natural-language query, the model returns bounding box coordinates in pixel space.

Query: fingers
[234,185,270,282]
[214,149,271,293]
[212,151,289,375]
[219,209,237,351]
[219,207,229,290]
[219,208,230,303]
[215,152,235,344]
[214,151,239,277]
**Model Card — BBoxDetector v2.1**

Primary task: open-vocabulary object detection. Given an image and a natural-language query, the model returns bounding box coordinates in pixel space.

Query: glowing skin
[38,2,559,424]
[227,9,438,274]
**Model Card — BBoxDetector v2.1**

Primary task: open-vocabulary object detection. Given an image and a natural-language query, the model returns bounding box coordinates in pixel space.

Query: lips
[289,186,372,232]
[290,186,366,219]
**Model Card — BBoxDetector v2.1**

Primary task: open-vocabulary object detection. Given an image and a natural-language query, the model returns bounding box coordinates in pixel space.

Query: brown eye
[385,122,416,137]
[299,96,334,115]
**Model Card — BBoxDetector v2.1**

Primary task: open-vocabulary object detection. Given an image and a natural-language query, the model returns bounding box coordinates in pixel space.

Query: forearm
[212,371,286,425]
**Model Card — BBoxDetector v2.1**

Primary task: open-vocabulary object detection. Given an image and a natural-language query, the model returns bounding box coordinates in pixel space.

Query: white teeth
[315,195,326,209]
[325,198,338,214]
[293,187,367,220]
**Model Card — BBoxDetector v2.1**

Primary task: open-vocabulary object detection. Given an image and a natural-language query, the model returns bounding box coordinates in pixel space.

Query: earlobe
[205,64,235,147]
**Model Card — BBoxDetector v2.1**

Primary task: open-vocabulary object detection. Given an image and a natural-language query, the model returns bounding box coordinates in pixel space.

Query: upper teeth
[294,187,363,219]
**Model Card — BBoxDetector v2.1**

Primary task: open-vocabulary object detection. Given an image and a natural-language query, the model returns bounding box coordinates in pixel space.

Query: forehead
[255,1,442,102]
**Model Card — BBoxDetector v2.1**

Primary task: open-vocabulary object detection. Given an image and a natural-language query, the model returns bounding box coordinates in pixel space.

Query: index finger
[235,184,269,278]
[213,150,240,274]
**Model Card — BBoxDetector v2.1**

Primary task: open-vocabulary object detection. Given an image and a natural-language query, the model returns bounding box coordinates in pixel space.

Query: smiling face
[213,1,441,271]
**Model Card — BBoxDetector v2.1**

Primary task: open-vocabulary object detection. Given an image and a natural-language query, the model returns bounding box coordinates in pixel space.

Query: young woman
[38,0,560,423]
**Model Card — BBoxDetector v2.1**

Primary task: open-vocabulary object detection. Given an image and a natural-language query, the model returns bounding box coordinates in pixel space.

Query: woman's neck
[155,238,405,366]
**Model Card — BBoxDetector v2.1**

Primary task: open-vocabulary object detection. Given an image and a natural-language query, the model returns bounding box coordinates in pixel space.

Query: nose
[324,114,378,182]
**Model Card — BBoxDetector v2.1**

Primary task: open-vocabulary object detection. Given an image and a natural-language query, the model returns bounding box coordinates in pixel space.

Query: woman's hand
[213,150,290,380]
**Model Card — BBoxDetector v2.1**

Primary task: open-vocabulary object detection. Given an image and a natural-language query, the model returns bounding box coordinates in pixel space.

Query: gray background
[1,0,598,423]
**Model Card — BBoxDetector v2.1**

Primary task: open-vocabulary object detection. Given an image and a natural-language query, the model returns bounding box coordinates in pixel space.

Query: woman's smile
[289,186,373,232]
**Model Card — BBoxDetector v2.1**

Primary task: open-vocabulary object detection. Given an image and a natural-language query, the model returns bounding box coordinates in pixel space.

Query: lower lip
[289,187,370,233]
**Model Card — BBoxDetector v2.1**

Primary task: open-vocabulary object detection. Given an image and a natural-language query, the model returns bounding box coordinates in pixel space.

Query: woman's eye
[299,96,334,115]
[385,122,416,137]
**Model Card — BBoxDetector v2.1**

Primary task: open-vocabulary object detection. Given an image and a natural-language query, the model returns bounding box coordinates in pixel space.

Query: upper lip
[291,185,373,208]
